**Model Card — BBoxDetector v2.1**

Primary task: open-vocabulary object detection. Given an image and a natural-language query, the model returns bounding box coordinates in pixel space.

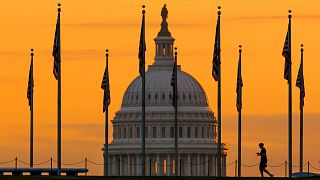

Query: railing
[0,157,319,177]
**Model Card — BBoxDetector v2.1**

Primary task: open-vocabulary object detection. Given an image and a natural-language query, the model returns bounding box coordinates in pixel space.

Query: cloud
[227,14,320,21]
[47,21,213,29]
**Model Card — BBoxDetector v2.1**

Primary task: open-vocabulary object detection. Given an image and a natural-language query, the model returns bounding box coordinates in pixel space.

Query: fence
[0,157,319,177]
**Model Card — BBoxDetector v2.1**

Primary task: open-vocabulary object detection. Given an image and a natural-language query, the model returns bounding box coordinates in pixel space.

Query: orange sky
[0,0,320,177]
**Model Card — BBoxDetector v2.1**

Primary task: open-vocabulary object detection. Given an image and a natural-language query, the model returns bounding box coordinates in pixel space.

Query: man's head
[259,143,264,149]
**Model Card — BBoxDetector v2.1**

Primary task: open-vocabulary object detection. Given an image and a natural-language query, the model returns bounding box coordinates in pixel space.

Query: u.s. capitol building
[105,5,227,176]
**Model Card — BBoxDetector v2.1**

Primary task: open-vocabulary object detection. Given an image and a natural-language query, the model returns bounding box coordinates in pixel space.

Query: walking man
[256,143,274,177]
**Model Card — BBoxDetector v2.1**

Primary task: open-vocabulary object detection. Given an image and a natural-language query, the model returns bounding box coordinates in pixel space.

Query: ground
[0,177,319,180]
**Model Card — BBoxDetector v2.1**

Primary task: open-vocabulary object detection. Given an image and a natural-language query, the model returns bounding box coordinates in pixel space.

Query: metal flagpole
[30,49,34,168]
[104,49,109,176]
[237,45,242,177]
[174,48,178,176]
[57,3,62,176]
[217,6,222,177]
[141,5,146,176]
[288,10,292,178]
[299,44,304,173]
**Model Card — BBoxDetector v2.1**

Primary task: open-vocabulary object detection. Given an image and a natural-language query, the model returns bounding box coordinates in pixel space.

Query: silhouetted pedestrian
[256,143,274,177]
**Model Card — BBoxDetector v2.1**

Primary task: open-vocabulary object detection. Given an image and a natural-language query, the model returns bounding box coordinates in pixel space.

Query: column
[136,154,140,176]
[119,155,122,176]
[146,154,150,176]
[205,154,208,176]
[156,154,160,176]
[212,155,216,176]
[167,154,171,176]
[187,154,191,176]
[111,155,114,176]
[222,155,226,177]
[127,155,130,176]
[196,154,200,176]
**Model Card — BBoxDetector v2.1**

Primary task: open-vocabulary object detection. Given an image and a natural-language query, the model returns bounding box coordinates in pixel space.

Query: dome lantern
[153,4,175,66]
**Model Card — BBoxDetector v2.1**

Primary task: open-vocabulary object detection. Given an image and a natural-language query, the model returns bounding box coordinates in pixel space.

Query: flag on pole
[212,15,220,81]
[52,12,60,80]
[101,61,111,112]
[171,58,177,108]
[236,49,243,112]
[282,24,291,81]
[296,56,305,109]
[138,9,146,78]
[27,56,34,109]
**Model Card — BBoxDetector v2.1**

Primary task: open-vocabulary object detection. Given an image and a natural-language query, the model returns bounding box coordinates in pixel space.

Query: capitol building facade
[106,5,227,176]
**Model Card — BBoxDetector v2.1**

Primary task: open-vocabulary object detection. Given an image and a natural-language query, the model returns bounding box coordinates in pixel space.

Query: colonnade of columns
[108,153,226,176]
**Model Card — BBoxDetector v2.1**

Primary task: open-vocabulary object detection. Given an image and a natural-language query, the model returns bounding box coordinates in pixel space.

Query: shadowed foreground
[0,177,318,180]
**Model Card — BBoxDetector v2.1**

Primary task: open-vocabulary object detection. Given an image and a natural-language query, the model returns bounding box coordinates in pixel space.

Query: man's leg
[263,169,273,177]
[259,167,264,177]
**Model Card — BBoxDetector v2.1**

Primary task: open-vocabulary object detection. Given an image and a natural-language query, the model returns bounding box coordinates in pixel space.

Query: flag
[27,57,34,109]
[52,12,60,80]
[236,52,243,112]
[212,16,220,81]
[171,58,177,108]
[101,63,111,112]
[296,58,305,109]
[282,23,291,81]
[138,11,146,78]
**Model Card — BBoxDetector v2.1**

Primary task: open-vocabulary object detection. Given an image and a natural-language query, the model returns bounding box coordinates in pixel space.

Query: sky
[0,0,320,177]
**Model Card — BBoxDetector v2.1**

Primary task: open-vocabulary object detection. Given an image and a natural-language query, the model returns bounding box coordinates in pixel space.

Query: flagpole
[104,49,109,176]
[217,6,222,177]
[30,48,34,168]
[174,47,178,176]
[288,10,293,178]
[299,44,304,173]
[237,45,242,177]
[141,5,146,176]
[57,3,62,176]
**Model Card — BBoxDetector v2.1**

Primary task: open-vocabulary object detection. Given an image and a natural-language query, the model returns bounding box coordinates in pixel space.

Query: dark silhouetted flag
[138,11,146,78]
[296,60,305,109]
[101,65,111,112]
[171,59,177,108]
[27,58,34,109]
[282,24,291,81]
[52,13,60,80]
[212,16,220,81]
[236,54,243,112]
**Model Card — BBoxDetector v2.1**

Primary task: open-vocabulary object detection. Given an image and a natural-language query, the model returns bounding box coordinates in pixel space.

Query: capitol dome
[122,67,208,107]
[106,5,227,177]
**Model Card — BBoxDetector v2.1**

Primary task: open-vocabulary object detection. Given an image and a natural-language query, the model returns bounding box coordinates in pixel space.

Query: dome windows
[179,127,183,138]
[187,127,191,138]
[201,127,205,138]
[129,127,133,138]
[195,127,198,138]
[161,127,166,138]
[162,47,166,56]
[115,125,213,140]
[119,127,122,139]
[136,127,140,138]
[145,127,148,138]
[152,127,157,138]
[123,127,127,138]
[170,127,174,138]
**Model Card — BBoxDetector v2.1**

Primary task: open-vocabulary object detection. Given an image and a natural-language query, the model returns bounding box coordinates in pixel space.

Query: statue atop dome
[161,4,168,21]
[158,4,171,37]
